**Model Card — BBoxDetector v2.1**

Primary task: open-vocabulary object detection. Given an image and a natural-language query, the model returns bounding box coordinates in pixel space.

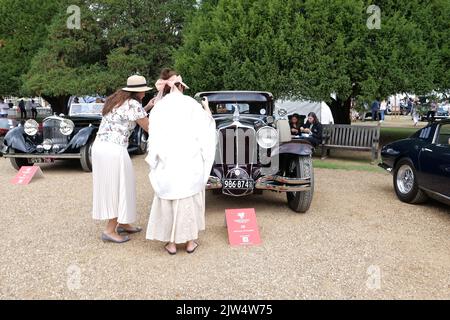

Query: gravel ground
[0,155,449,300]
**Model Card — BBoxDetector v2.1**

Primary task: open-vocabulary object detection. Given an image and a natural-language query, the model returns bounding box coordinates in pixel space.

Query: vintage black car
[196,91,315,213]
[0,99,148,172]
[379,119,450,206]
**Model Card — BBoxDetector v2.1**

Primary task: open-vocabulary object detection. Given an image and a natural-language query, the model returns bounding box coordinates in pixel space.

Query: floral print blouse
[96,99,147,147]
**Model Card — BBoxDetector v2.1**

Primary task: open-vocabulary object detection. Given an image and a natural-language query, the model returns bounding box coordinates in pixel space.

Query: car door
[419,123,450,197]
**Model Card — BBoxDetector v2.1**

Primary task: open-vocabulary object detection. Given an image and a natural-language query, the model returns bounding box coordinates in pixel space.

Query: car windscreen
[209,102,269,115]
[69,103,103,116]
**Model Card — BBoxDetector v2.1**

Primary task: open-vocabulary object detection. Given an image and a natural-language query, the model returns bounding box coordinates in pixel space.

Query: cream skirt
[146,191,206,244]
[92,140,137,224]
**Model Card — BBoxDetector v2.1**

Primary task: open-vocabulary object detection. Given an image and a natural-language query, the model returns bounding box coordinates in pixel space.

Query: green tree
[21,0,196,113]
[176,0,449,123]
[0,0,60,96]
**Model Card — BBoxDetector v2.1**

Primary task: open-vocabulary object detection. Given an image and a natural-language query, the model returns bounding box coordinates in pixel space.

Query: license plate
[224,179,254,190]
[31,158,54,164]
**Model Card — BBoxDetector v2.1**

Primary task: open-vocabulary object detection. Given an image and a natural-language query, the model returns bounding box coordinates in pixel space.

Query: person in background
[371,98,380,121]
[407,98,414,117]
[289,113,302,135]
[25,99,32,117]
[31,99,38,120]
[411,100,419,126]
[0,98,9,118]
[92,75,151,244]
[18,99,26,119]
[300,112,323,147]
[427,100,437,120]
[379,99,387,123]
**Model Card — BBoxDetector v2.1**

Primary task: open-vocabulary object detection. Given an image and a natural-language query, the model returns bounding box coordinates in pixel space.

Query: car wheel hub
[397,165,414,194]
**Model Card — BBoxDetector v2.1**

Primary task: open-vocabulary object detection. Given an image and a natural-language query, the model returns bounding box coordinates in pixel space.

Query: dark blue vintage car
[196,91,315,213]
[379,119,450,206]
[0,98,148,172]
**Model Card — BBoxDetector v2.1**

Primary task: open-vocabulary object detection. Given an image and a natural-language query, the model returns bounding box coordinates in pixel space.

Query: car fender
[3,126,33,153]
[65,126,97,151]
[273,140,314,157]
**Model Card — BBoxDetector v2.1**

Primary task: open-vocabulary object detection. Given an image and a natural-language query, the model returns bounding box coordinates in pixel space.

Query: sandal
[187,242,199,254]
[165,243,177,255]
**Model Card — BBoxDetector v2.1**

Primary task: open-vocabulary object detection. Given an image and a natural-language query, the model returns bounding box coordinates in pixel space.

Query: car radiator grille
[216,126,258,165]
[43,119,69,145]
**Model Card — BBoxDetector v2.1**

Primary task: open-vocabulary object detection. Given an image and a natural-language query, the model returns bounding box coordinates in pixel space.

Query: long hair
[291,113,301,128]
[308,112,319,124]
[102,90,142,116]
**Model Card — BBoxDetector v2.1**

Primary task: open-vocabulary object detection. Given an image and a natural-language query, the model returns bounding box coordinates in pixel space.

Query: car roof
[195,91,274,103]
[433,118,450,124]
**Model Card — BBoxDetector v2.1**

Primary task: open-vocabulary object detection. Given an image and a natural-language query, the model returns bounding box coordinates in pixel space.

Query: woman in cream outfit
[146,69,216,254]
[92,75,151,244]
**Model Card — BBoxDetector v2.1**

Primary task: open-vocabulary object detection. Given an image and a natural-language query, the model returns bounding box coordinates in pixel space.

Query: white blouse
[96,99,147,147]
[146,92,216,200]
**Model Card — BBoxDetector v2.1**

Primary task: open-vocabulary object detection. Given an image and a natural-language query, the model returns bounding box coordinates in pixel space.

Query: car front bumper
[378,162,393,173]
[1,153,82,160]
[206,175,312,193]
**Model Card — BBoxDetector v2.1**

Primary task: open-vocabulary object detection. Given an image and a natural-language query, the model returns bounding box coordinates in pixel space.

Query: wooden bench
[321,124,381,162]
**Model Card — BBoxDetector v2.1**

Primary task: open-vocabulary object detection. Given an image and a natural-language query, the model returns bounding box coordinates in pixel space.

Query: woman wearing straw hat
[92,75,151,243]
[145,68,216,255]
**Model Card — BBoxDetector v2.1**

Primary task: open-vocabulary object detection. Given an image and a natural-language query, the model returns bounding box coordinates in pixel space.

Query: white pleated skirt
[92,140,137,224]
[146,191,206,244]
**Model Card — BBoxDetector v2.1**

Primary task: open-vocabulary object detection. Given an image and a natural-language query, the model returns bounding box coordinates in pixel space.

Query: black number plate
[223,179,254,190]
[30,158,55,164]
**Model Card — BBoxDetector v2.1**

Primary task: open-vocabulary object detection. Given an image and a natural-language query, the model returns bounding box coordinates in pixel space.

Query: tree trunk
[41,95,71,115]
[329,96,352,124]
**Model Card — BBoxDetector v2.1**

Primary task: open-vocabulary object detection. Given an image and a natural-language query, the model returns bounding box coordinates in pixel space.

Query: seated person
[289,113,303,136]
[300,112,323,147]
[216,103,228,114]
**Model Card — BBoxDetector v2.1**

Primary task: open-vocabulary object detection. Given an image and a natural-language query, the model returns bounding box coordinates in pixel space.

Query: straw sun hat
[123,75,153,92]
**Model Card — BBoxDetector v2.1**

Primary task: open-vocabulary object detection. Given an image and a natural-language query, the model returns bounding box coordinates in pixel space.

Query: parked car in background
[379,119,450,206]
[0,118,18,137]
[436,106,449,119]
[196,91,315,213]
[0,97,148,172]
[0,118,18,147]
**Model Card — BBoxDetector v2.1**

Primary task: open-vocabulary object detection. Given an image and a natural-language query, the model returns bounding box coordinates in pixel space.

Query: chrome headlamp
[60,119,75,136]
[52,144,60,153]
[256,126,279,149]
[43,139,53,151]
[24,119,39,136]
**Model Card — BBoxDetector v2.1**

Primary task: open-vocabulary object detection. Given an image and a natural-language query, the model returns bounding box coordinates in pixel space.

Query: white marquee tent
[275,100,335,124]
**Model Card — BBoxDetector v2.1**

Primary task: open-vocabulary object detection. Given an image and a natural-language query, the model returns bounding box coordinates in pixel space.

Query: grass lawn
[313,158,385,173]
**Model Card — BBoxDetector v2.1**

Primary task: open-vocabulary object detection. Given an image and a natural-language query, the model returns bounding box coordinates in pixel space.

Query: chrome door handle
[421,148,433,152]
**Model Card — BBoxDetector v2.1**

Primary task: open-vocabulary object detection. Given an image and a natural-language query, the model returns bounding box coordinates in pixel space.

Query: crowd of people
[0,97,41,120]
[368,97,445,126]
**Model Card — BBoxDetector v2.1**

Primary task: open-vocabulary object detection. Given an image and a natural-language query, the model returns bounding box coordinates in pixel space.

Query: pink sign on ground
[225,208,262,246]
[11,166,44,185]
